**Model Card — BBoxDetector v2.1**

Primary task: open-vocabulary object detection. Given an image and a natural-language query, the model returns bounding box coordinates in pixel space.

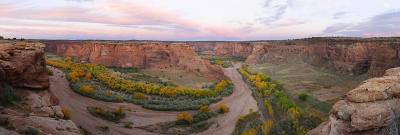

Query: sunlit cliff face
[1,0,400,40]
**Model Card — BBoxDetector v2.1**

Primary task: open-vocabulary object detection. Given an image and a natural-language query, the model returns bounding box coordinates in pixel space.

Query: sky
[0,0,400,40]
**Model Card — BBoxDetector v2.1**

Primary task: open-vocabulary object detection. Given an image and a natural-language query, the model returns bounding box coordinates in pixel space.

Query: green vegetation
[46,55,234,111]
[46,67,53,75]
[232,109,271,135]
[0,36,3,40]
[61,108,71,120]
[204,58,233,68]
[139,104,226,134]
[124,122,134,128]
[87,106,126,123]
[298,93,310,101]
[237,64,327,135]
[108,66,138,73]
[0,83,20,106]
[249,62,369,104]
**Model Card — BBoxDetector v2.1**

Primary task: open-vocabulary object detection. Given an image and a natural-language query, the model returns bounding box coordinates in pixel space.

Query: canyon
[1,37,399,134]
[44,37,400,78]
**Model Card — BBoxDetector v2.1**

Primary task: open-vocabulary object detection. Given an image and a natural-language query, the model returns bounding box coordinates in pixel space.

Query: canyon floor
[48,63,258,135]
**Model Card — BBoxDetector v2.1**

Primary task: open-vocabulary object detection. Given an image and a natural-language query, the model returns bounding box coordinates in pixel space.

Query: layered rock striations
[0,40,49,89]
[43,38,400,78]
[307,67,400,135]
[0,40,80,135]
[245,38,400,76]
[43,41,228,81]
[191,38,400,76]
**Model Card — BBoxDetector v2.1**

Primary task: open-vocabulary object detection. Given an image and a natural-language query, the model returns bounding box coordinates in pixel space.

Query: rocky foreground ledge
[0,40,80,135]
[308,67,400,135]
[0,40,49,89]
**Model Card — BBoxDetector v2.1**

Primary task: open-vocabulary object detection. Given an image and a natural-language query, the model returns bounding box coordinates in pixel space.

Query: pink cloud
[361,32,400,37]
[0,0,250,40]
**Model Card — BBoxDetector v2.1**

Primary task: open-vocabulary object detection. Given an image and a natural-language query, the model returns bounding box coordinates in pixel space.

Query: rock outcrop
[0,40,80,135]
[43,40,228,81]
[0,40,49,89]
[307,67,400,135]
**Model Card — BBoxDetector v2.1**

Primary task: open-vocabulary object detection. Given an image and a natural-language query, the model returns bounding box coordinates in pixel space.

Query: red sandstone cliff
[307,66,400,135]
[189,38,400,77]
[0,40,49,89]
[245,38,400,76]
[43,41,228,81]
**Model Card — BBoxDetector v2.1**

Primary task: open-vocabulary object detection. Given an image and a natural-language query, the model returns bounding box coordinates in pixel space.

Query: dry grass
[249,62,370,102]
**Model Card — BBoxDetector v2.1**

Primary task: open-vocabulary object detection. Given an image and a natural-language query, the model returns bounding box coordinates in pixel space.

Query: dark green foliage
[298,93,310,101]
[24,127,39,135]
[232,112,263,135]
[0,83,20,106]
[124,122,133,128]
[0,36,3,39]
[108,66,139,73]
[12,38,16,40]
[87,107,126,123]
[192,112,215,123]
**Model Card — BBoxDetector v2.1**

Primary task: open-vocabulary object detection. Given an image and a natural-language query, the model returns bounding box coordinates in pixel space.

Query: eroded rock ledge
[0,40,80,135]
[308,67,400,135]
[0,40,49,89]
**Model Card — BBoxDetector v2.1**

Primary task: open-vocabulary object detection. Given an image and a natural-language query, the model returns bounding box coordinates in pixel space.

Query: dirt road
[195,63,259,135]
[48,63,258,135]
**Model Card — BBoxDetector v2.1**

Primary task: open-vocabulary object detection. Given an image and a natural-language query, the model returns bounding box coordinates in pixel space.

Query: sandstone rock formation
[43,40,228,81]
[307,67,400,135]
[0,40,49,89]
[0,40,80,135]
[191,38,400,77]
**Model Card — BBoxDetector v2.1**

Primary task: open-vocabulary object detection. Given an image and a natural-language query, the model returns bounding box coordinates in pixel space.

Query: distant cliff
[43,40,228,81]
[190,38,400,76]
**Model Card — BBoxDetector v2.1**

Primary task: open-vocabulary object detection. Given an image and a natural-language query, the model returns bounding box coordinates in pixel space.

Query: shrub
[0,83,20,106]
[116,106,124,115]
[0,36,3,39]
[199,105,210,113]
[46,67,53,75]
[215,60,224,65]
[298,93,310,101]
[217,104,229,113]
[124,122,133,128]
[87,106,126,123]
[133,92,147,100]
[61,108,70,119]
[176,112,192,124]
[80,86,94,94]
[83,72,91,82]
[107,90,111,96]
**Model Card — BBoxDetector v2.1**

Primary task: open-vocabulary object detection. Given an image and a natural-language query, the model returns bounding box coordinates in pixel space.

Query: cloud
[321,11,400,37]
[0,0,251,40]
[64,0,92,2]
[333,12,347,19]
[257,0,291,25]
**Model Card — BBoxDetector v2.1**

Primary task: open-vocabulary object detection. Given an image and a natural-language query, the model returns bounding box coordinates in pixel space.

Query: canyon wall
[0,40,49,89]
[43,38,400,78]
[43,41,228,81]
[307,67,400,135]
[190,38,400,76]
[246,38,400,76]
